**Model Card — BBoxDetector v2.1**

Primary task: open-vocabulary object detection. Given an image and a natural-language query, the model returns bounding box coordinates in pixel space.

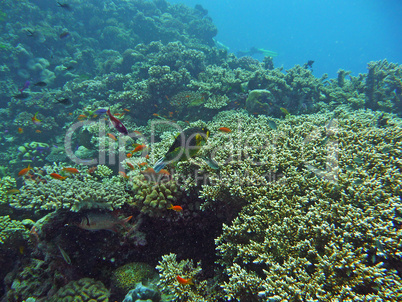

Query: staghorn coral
[49,278,109,302]
[365,59,402,112]
[130,174,180,217]
[156,253,211,302]
[10,176,132,212]
[111,262,158,298]
[207,108,402,300]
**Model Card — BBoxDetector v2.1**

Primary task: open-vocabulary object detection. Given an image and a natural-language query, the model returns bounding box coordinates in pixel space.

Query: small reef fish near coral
[0,0,402,301]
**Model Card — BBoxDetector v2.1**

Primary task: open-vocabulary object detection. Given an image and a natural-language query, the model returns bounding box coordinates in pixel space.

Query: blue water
[171,0,402,78]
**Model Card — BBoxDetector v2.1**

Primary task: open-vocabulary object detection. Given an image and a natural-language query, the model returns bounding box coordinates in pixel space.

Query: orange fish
[119,171,129,179]
[62,167,79,174]
[134,130,142,135]
[126,162,135,170]
[18,127,23,134]
[176,275,193,285]
[132,144,146,153]
[18,164,32,177]
[35,130,42,133]
[169,111,173,117]
[152,113,159,117]
[138,162,148,167]
[145,154,150,159]
[168,204,183,212]
[158,169,170,176]
[107,133,117,141]
[32,112,41,125]
[218,127,231,133]
[87,166,97,174]
[50,173,67,180]
[126,153,132,158]
[77,114,87,120]
[123,108,130,112]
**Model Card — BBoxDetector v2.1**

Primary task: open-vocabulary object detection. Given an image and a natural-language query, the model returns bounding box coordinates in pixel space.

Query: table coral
[10,176,132,212]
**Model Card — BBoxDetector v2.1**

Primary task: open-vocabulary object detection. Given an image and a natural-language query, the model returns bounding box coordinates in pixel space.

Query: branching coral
[210,109,402,300]
[156,253,210,301]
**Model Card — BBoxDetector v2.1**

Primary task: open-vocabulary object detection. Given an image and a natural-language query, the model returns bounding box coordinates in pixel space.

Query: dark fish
[56,98,72,106]
[345,165,356,172]
[13,92,29,99]
[381,146,393,153]
[353,157,364,164]
[353,179,364,185]
[19,80,30,93]
[59,31,70,39]
[202,156,219,170]
[57,2,73,11]
[63,65,74,71]
[33,81,47,87]
[93,108,107,115]
[268,120,277,130]
[107,108,128,135]
[26,29,35,37]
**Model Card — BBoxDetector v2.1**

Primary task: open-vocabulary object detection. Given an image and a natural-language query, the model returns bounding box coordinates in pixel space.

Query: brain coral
[200,108,402,300]
[111,262,158,297]
[49,277,109,302]
[10,176,132,212]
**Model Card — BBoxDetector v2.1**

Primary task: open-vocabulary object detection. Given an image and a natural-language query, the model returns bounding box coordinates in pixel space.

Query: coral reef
[49,278,109,302]
[209,109,402,300]
[10,176,132,212]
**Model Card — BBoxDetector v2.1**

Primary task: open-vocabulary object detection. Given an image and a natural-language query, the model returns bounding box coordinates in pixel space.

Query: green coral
[49,278,109,302]
[0,215,29,246]
[0,176,17,204]
[10,176,132,212]
[111,262,158,296]
[94,164,113,178]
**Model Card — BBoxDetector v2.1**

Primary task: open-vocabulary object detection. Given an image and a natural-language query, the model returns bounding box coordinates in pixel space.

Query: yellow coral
[111,262,158,296]
[131,174,180,217]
